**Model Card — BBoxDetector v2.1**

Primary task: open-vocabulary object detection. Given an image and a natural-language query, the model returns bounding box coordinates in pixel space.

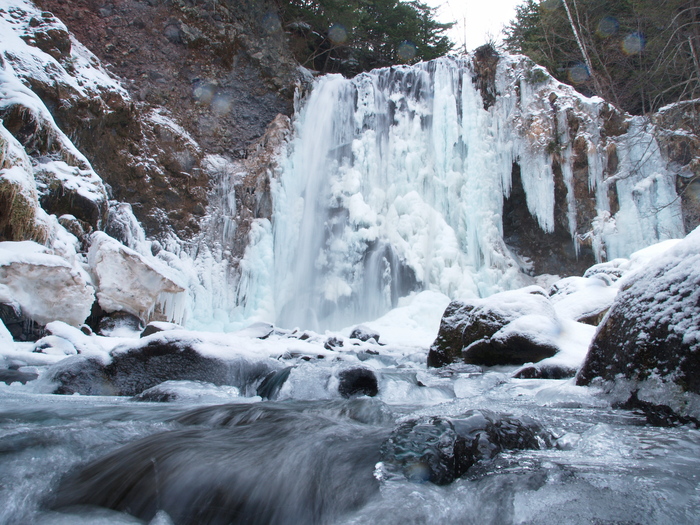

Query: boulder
[349,325,380,343]
[135,380,240,403]
[48,355,115,396]
[0,241,94,327]
[0,365,39,385]
[87,232,185,322]
[0,301,47,341]
[378,410,551,485]
[46,339,227,396]
[257,366,293,400]
[427,301,476,367]
[429,287,562,368]
[140,321,184,338]
[548,275,618,325]
[107,339,229,397]
[576,227,700,419]
[98,311,142,336]
[337,367,378,398]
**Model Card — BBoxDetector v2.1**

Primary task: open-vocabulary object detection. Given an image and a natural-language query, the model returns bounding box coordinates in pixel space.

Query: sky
[424,0,524,53]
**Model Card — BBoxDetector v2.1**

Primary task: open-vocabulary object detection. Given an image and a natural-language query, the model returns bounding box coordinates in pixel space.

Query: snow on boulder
[0,240,94,326]
[577,226,700,419]
[548,275,619,325]
[88,232,186,323]
[428,287,563,368]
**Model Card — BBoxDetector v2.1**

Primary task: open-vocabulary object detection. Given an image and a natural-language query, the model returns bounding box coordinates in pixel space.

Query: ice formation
[232,55,684,332]
[88,232,187,324]
[0,240,94,326]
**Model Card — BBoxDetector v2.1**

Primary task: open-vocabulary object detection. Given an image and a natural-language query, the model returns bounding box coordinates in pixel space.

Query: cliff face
[30,0,299,240]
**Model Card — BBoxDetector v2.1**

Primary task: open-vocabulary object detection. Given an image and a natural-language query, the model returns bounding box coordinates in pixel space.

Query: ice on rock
[0,241,94,326]
[262,54,683,332]
[88,232,187,324]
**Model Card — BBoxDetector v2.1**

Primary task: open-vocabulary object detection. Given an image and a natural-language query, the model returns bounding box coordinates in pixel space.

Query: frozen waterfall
[229,55,683,332]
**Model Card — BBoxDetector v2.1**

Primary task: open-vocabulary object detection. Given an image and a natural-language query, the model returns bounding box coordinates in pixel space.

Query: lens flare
[568,63,590,84]
[212,93,233,116]
[597,16,619,37]
[622,32,646,55]
[397,41,417,62]
[541,0,562,12]
[262,12,282,35]
[328,24,347,44]
[193,83,215,105]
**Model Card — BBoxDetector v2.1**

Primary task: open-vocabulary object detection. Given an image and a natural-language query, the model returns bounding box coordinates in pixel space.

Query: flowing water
[2,365,699,524]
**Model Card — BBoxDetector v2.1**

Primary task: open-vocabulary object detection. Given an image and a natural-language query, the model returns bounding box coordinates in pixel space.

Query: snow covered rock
[349,325,381,344]
[427,301,477,367]
[428,287,562,368]
[0,241,94,327]
[548,275,619,325]
[577,227,700,419]
[87,232,186,323]
[378,410,552,485]
[46,332,280,397]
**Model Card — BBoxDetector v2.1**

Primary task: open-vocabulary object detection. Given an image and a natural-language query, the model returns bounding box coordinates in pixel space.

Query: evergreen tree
[277,0,453,76]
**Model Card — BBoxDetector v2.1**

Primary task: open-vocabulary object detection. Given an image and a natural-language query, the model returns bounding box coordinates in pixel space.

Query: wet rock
[257,366,293,400]
[349,325,380,343]
[0,366,38,385]
[513,364,577,380]
[379,410,551,485]
[337,367,378,398]
[0,302,47,342]
[618,392,700,428]
[576,228,700,420]
[47,355,115,396]
[135,380,240,403]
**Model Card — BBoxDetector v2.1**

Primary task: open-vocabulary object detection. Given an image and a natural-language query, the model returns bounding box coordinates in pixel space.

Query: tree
[504,0,700,115]
[276,0,454,76]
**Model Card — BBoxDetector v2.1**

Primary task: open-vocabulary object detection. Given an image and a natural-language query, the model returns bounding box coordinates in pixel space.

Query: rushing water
[2,365,699,525]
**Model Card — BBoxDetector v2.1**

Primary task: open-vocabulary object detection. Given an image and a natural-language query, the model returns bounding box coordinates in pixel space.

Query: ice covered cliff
[235,49,685,331]
[0,0,690,334]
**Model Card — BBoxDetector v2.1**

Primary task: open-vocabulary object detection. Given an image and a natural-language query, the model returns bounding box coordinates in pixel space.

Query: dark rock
[349,325,380,343]
[338,367,378,398]
[576,230,700,419]
[107,340,229,397]
[140,322,183,338]
[97,311,142,336]
[379,410,551,485]
[256,366,293,400]
[0,302,47,342]
[50,403,383,524]
[429,288,560,368]
[427,301,475,368]
[513,364,577,380]
[0,367,39,385]
[463,332,559,367]
[618,392,700,428]
[47,356,115,396]
[324,336,344,350]
[36,167,107,230]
